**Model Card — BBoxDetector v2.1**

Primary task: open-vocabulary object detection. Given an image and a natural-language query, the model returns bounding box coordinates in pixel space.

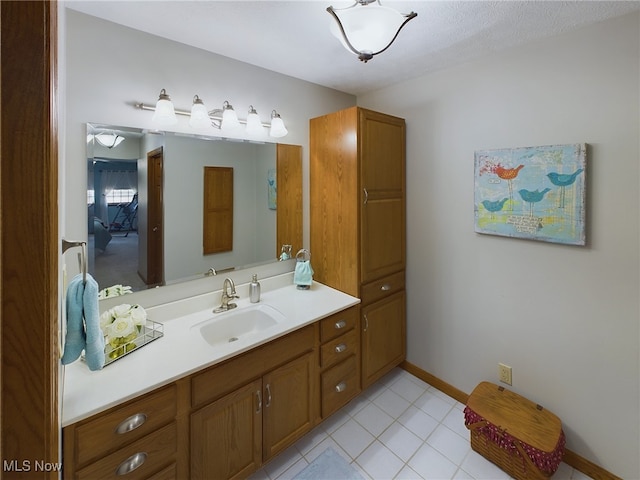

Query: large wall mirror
[87,123,302,294]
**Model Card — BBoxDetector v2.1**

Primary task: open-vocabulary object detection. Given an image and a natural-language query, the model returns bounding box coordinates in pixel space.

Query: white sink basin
[197,304,286,347]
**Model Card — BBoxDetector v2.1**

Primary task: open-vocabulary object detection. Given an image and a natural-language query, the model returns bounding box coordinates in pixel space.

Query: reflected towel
[61,274,105,371]
[293,260,314,287]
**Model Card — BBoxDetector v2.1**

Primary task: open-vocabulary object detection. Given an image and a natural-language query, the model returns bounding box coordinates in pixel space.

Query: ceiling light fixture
[135,90,288,137]
[94,132,125,149]
[327,0,417,63]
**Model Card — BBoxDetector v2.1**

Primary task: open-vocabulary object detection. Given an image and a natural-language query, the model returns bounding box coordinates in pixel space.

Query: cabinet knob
[115,413,147,434]
[334,343,347,353]
[334,320,347,329]
[380,283,391,291]
[115,452,147,476]
[335,382,347,393]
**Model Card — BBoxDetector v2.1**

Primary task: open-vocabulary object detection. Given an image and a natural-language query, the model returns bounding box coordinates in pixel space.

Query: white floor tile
[263,444,303,480]
[294,424,329,456]
[331,418,376,459]
[354,401,395,437]
[389,375,428,403]
[408,443,459,479]
[274,457,308,480]
[398,405,439,440]
[395,464,424,479]
[356,440,405,479]
[441,407,469,439]
[459,449,511,479]
[426,424,471,465]
[414,390,455,421]
[373,388,412,418]
[379,422,423,462]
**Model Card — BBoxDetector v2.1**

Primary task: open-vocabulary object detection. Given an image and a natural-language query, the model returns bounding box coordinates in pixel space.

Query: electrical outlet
[498,363,512,385]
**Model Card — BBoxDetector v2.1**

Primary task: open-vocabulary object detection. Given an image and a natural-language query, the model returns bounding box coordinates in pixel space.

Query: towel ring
[62,239,87,284]
[296,249,311,262]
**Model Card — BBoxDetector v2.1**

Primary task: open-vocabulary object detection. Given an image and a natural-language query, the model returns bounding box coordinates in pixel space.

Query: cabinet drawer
[321,356,360,418]
[76,423,177,480]
[192,325,314,408]
[360,271,405,305]
[319,307,358,342]
[320,329,357,369]
[73,385,177,466]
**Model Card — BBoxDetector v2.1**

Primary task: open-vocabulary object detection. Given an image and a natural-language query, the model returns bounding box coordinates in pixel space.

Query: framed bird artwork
[474,143,586,245]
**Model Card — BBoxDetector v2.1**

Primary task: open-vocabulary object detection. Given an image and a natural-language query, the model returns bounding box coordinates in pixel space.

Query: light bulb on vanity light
[189,95,212,130]
[245,106,264,136]
[151,88,177,125]
[221,101,241,130]
[269,110,288,138]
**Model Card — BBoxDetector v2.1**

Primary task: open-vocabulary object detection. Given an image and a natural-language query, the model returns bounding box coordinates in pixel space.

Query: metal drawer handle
[380,283,391,291]
[335,343,347,353]
[256,390,262,413]
[265,384,272,408]
[335,382,347,393]
[115,413,147,434]
[334,320,347,329]
[115,452,147,476]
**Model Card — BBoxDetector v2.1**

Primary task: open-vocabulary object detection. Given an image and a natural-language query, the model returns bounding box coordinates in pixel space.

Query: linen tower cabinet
[310,106,406,390]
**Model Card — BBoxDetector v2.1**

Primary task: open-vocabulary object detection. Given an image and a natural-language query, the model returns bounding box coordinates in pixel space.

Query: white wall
[359,13,639,479]
[63,9,354,299]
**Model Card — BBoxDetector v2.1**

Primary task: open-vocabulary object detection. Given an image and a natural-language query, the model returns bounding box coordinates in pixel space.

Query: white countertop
[61,273,359,427]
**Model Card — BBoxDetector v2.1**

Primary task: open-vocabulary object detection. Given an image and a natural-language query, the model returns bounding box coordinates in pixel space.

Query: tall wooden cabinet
[310,106,406,389]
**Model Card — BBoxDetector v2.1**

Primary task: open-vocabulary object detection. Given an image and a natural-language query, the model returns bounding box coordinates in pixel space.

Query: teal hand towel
[293,260,314,287]
[61,274,105,370]
[83,274,105,371]
[61,274,86,364]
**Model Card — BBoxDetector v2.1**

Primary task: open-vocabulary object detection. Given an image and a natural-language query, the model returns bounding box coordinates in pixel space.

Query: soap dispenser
[249,274,261,303]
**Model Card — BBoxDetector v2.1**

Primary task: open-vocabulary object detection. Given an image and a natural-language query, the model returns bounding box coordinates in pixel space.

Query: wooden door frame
[146,147,164,286]
[1,1,60,477]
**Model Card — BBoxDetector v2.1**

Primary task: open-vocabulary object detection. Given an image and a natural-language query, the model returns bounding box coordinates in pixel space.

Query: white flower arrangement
[98,284,133,300]
[100,304,148,359]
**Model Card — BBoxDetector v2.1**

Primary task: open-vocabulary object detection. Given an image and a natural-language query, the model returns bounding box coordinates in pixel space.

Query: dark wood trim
[401,361,621,480]
[1,1,60,478]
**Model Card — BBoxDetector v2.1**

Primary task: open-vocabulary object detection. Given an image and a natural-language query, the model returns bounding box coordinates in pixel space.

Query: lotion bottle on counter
[249,274,261,303]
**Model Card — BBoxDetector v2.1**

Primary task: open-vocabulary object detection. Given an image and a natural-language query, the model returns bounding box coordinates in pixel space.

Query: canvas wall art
[474,144,586,245]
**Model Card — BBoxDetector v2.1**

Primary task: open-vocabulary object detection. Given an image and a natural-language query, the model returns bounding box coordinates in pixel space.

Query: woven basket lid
[466,381,563,453]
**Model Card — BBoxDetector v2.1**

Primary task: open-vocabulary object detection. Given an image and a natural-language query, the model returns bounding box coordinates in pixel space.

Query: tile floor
[249,368,592,480]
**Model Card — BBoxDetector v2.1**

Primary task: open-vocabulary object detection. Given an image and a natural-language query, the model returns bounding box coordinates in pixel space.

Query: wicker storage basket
[464,382,565,480]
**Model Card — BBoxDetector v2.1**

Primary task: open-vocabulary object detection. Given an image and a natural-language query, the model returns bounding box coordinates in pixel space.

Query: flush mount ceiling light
[327,0,417,63]
[135,89,288,138]
[94,132,125,149]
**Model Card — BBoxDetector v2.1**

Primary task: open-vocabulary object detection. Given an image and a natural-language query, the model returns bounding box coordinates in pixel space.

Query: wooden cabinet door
[190,379,262,480]
[262,353,314,460]
[361,291,406,388]
[359,109,406,284]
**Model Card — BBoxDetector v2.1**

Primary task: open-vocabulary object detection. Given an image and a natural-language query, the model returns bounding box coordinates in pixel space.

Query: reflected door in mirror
[146,147,164,285]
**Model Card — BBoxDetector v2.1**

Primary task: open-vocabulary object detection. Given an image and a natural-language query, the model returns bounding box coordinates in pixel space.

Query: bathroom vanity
[62,274,360,479]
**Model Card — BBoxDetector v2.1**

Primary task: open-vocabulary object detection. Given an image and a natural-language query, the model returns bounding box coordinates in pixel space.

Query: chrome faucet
[214,277,239,313]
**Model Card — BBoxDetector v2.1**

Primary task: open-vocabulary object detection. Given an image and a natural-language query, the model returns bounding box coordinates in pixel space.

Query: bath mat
[294,447,363,480]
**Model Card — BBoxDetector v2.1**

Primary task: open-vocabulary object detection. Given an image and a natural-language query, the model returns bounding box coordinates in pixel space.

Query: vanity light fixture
[269,110,288,138]
[245,106,264,136]
[327,0,417,63]
[189,95,213,130]
[135,90,288,137]
[221,101,241,130]
[151,88,178,125]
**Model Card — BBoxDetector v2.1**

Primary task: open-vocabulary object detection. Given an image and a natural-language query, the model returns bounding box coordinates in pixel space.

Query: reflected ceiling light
[151,88,177,125]
[269,110,288,138]
[95,132,125,149]
[189,95,213,130]
[246,106,264,136]
[327,0,417,63]
[135,90,288,137]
